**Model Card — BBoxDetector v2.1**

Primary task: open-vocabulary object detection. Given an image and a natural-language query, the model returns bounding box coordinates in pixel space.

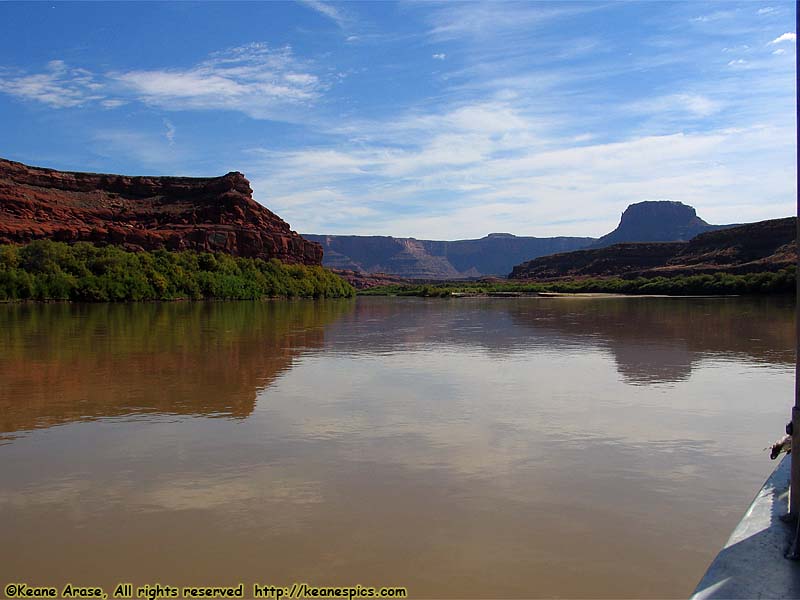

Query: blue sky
[0,1,795,239]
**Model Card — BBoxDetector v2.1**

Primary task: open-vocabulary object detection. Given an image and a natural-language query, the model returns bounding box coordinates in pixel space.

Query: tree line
[359,269,796,297]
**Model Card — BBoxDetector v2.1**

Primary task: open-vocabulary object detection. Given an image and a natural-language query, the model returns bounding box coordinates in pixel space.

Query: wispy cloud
[691,10,737,23]
[114,43,323,118]
[626,94,722,119]
[425,1,601,42]
[0,60,104,108]
[432,53,446,60]
[0,44,325,120]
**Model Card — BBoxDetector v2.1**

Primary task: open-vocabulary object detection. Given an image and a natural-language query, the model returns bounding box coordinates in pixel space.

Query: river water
[0,296,794,598]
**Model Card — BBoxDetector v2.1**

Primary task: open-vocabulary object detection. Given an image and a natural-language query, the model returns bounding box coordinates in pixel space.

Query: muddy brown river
[0,296,794,598]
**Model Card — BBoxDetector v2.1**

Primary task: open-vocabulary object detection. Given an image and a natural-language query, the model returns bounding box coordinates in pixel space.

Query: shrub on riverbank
[359,268,796,297]
[0,240,355,301]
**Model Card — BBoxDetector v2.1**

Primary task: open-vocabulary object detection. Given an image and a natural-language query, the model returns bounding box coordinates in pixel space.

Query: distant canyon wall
[304,233,595,279]
[307,201,737,279]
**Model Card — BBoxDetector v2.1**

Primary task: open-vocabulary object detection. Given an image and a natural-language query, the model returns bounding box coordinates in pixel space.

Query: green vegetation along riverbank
[359,269,796,297]
[0,240,355,301]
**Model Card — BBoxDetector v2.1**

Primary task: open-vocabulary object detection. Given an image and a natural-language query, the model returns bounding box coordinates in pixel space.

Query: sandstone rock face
[0,158,322,265]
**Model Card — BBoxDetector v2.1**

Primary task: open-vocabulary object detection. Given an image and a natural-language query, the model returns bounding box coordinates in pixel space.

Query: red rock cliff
[0,158,322,265]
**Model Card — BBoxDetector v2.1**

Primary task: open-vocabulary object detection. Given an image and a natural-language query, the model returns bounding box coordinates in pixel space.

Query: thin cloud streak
[163,119,176,145]
[298,0,349,28]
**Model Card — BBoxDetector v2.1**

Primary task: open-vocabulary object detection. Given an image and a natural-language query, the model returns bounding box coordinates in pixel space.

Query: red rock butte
[0,158,322,265]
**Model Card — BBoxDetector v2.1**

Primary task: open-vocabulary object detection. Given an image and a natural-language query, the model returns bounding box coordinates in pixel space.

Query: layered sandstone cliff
[509,217,796,279]
[0,158,322,265]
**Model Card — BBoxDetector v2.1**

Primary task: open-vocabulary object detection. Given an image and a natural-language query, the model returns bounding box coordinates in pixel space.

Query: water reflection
[0,301,353,437]
[0,297,793,435]
[324,296,794,384]
[509,296,795,384]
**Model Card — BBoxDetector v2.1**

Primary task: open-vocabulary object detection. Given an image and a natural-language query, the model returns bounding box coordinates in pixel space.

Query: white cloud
[770,32,796,44]
[432,53,446,60]
[758,7,776,15]
[773,48,786,55]
[727,59,747,66]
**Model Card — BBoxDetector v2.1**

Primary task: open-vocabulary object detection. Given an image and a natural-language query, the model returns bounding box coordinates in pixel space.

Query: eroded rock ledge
[0,158,322,265]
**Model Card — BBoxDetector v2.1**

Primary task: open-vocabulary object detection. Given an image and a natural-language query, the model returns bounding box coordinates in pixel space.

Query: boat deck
[692,456,800,599]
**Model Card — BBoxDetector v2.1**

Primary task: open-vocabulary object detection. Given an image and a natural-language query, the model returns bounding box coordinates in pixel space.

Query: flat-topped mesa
[0,157,322,265]
[590,200,722,248]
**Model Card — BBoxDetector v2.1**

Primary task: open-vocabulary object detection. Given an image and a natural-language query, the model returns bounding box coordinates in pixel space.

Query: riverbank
[0,240,355,301]
[357,269,795,297]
